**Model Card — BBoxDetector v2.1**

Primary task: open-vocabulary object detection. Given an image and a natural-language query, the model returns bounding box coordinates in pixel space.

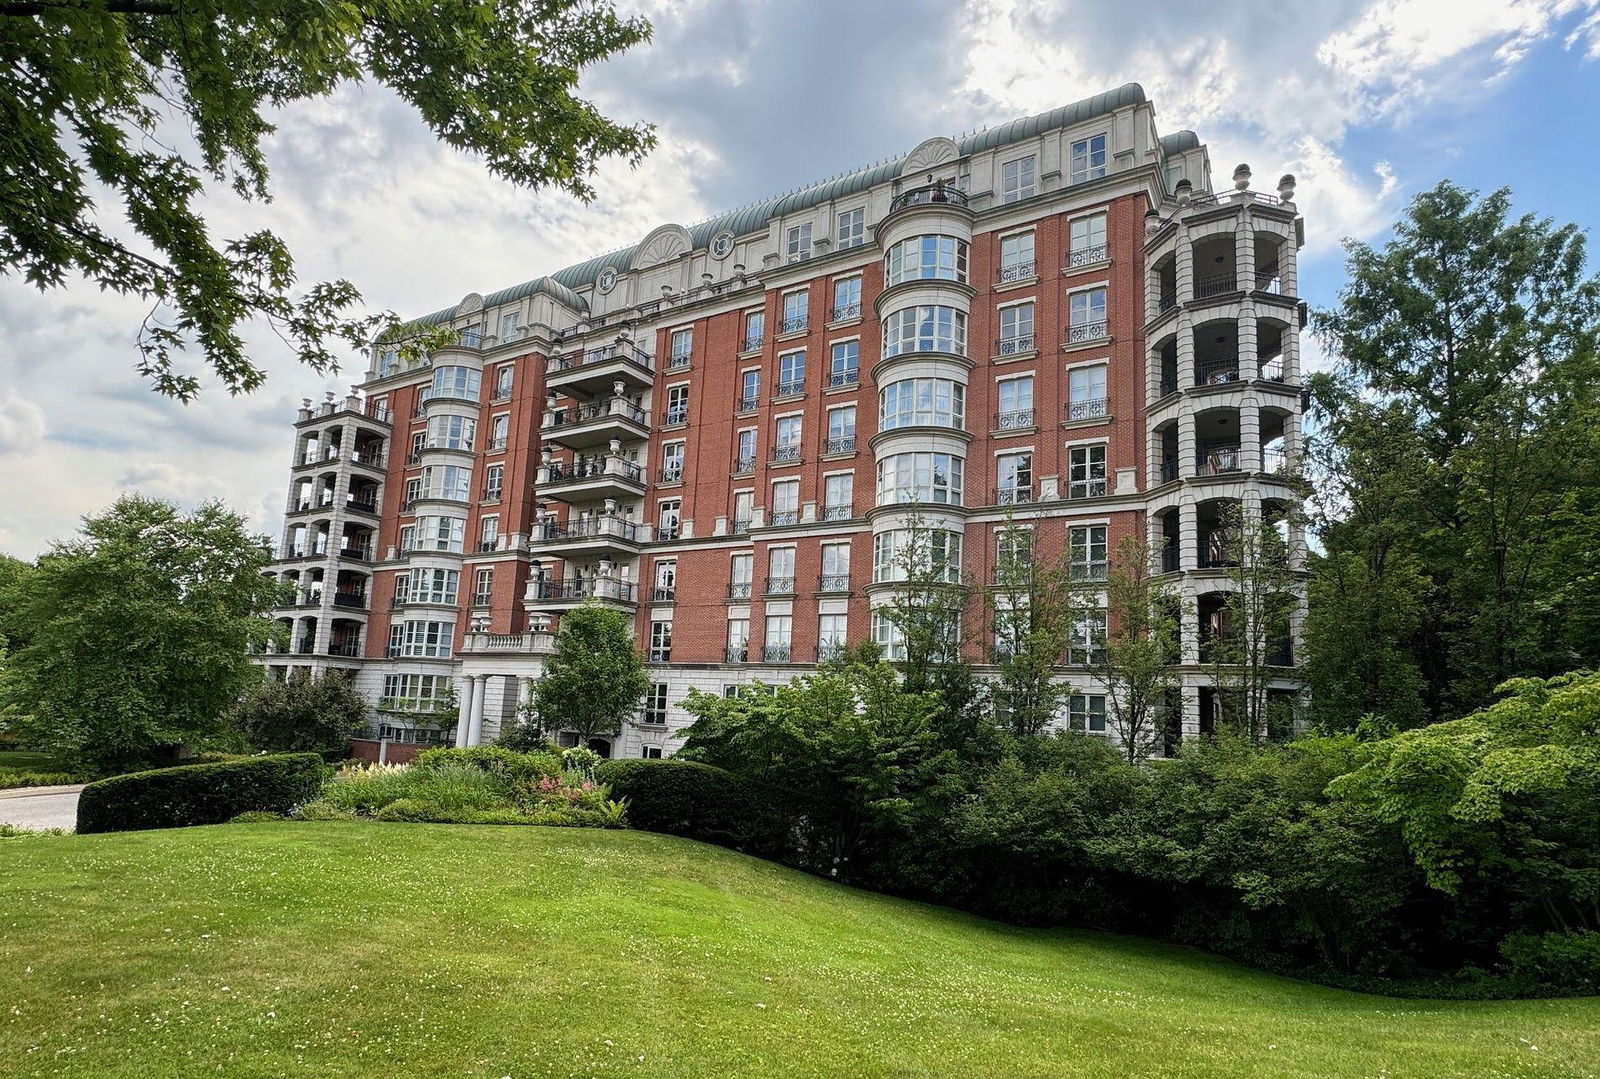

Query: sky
[2,0,1599,559]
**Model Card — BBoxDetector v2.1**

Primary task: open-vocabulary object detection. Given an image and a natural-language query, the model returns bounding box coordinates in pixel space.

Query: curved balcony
[889,183,970,212]
[876,183,975,254]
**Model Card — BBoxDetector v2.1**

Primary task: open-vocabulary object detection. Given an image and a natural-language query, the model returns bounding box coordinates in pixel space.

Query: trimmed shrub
[76,753,325,834]
[412,746,562,783]
[0,769,89,790]
[1500,932,1600,995]
[597,759,781,851]
[229,810,284,824]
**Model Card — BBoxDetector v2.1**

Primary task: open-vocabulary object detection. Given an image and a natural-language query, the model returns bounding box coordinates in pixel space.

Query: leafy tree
[1209,502,1301,741]
[530,602,648,747]
[985,519,1080,738]
[1329,670,1600,936]
[680,658,953,880]
[228,669,367,756]
[0,0,654,397]
[0,496,280,771]
[1089,537,1184,762]
[876,515,984,750]
[1313,181,1600,720]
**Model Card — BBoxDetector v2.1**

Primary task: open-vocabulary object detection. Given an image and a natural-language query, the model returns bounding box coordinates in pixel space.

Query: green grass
[0,750,85,789]
[1,825,1596,1079]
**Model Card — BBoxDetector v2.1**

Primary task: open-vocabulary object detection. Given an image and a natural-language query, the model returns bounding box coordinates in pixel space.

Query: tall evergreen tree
[1312,181,1600,723]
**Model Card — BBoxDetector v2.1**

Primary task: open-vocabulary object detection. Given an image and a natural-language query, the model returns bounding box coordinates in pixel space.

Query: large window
[425,365,481,403]
[1001,155,1037,203]
[771,479,800,524]
[1068,288,1108,340]
[785,223,812,262]
[729,553,753,599]
[764,614,793,660]
[661,440,686,482]
[665,384,689,425]
[781,291,809,334]
[649,620,672,662]
[880,378,966,431]
[1068,445,1107,499]
[1069,610,1108,666]
[489,414,509,451]
[380,673,451,710]
[1069,692,1108,731]
[997,452,1033,504]
[473,567,494,606]
[421,464,471,502]
[400,619,454,658]
[1070,525,1109,580]
[999,231,1035,282]
[883,306,967,358]
[818,613,848,659]
[871,612,906,661]
[829,340,859,386]
[653,559,677,601]
[484,463,503,501]
[426,414,476,451]
[877,451,965,506]
[410,568,459,605]
[494,364,514,399]
[778,350,805,395]
[826,405,856,454]
[836,207,865,250]
[821,542,851,588]
[998,302,1034,354]
[996,375,1034,429]
[1070,134,1107,184]
[767,547,795,594]
[743,310,765,351]
[884,235,969,286]
[872,528,962,583]
[735,429,757,473]
[832,277,862,321]
[669,328,693,368]
[739,370,760,411]
[1069,214,1108,265]
[774,417,802,462]
[416,515,465,553]
[823,473,854,520]
[1069,365,1109,420]
[657,499,681,540]
[643,683,669,726]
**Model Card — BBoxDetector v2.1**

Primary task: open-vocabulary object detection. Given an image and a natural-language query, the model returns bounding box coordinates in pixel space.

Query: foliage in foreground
[76,752,325,834]
[226,671,369,757]
[527,603,650,744]
[0,496,279,774]
[676,658,1600,997]
[301,748,626,828]
[0,0,655,398]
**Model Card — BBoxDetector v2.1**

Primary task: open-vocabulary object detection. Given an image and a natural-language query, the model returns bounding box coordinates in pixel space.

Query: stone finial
[1174,178,1193,205]
[1232,163,1252,192]
[1278,173,1297,203]
[1144,208,1161,236]
[324,390,336,402]
[301,397,313,409]
[607,438,621,456]
[701,273,713,287]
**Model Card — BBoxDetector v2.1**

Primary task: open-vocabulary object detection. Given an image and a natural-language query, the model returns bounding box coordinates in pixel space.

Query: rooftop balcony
[457,631,555,657]
[545,340,654,396]
[543,395,650,449]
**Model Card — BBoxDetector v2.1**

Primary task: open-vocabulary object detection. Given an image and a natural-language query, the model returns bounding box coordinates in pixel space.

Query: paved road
[0,785,82,831]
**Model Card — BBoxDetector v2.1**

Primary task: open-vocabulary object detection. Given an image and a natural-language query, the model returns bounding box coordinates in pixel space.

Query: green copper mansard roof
[410,83,1194,326]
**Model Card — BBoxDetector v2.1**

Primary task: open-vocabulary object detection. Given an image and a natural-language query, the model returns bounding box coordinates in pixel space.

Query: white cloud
[0,390,46,457]
[1,0,1596,558]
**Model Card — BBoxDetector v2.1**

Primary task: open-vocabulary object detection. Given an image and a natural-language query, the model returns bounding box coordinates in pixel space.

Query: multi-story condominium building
[260,83,1308,758]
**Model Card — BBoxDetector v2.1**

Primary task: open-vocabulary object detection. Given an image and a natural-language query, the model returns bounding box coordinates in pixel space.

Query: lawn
[0,749,84,789]
[1,824,1595,1079]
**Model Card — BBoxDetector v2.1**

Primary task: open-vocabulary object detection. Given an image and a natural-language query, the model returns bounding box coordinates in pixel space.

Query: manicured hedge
[596,758,784,852]
[77,753,325,834]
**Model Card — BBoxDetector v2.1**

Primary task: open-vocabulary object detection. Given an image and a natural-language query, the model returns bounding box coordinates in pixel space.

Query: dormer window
[786,223,812,262]
[1071,134,1108,184]
[1001,155,1036,203]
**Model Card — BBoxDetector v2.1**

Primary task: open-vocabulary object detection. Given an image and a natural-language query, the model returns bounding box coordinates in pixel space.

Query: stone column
[1177,410,1197,480]
[467,674,489,746]
[1175,227,1194,305]
[454,675,477,748]
[1239,398,1262,473]
[1178,500,1199,572]
[1175,316,1195,390]
[1236,307,1259,381]
[1234,217,1256,294]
